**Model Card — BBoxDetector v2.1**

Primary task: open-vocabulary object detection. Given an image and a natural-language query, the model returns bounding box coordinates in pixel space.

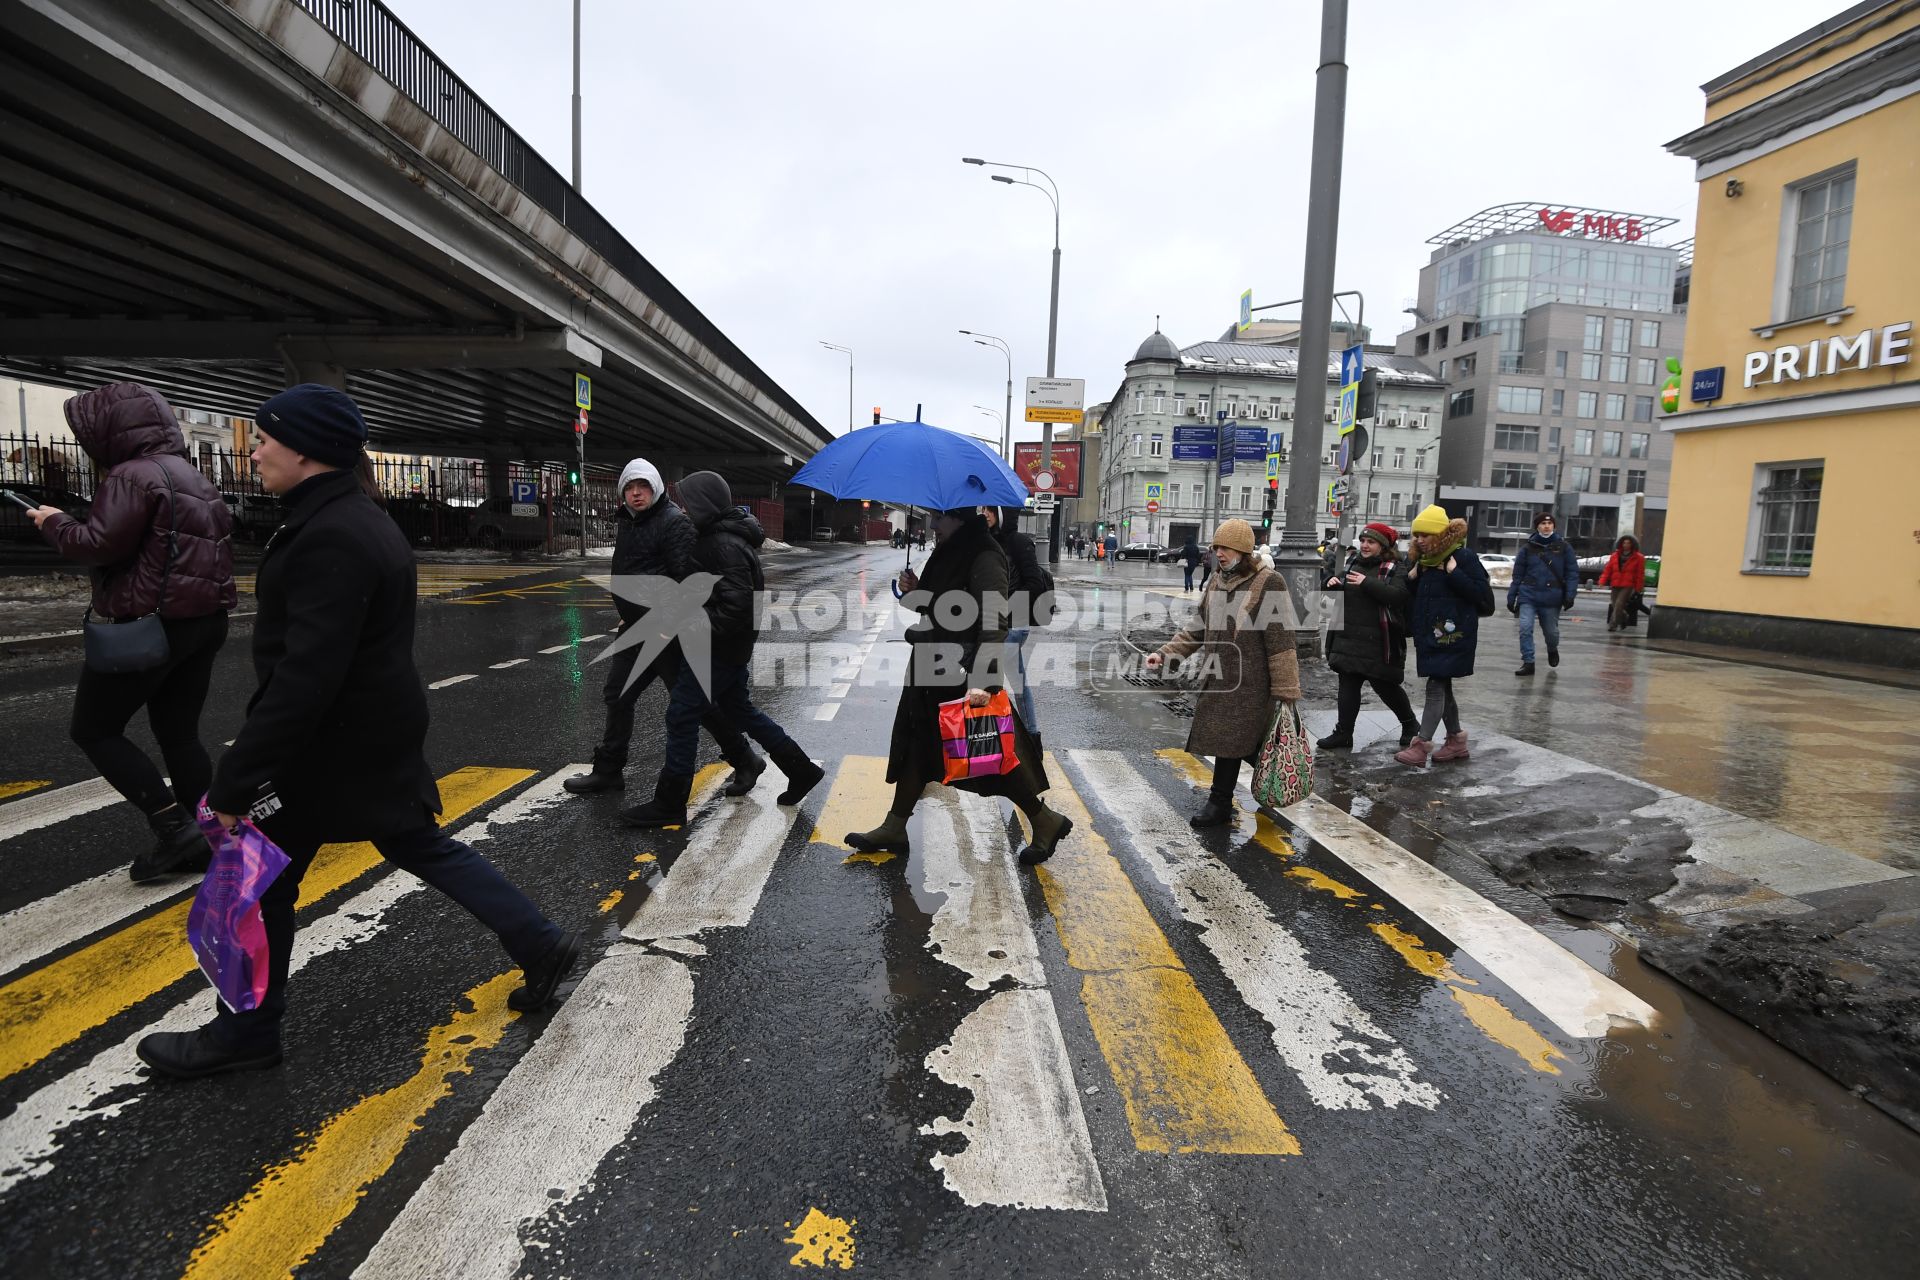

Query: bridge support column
[278,350,348,391]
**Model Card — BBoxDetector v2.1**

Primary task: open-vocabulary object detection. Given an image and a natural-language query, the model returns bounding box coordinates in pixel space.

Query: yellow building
[1659,1,1919,665]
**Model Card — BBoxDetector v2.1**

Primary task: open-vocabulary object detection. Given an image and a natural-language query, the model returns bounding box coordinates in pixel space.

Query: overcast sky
[390,0,1815,447]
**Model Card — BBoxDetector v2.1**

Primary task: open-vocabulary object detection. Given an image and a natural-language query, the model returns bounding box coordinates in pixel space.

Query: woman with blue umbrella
[792,418,1071,866]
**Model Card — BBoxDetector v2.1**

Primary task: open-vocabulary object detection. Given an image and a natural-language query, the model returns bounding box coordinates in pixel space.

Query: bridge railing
[287,0,822,445]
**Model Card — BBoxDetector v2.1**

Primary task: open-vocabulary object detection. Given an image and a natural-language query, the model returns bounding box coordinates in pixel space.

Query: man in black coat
[564,457,762,796]
[135,386,578,1079]
[620,471,824,828]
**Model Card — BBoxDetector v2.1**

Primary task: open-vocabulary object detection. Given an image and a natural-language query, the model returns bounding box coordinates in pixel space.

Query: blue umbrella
[790,416,1029,511]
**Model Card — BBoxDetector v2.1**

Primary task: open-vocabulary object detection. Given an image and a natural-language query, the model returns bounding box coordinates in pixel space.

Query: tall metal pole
[570,0,582,189]
[1041,208,1061,564]
[846,358,853,435]
[1278,0,1350,618]
[1002,367,1013,464]
[576,426,587,558]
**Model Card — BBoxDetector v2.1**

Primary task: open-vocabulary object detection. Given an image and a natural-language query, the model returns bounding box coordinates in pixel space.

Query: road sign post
[572,372,592,559]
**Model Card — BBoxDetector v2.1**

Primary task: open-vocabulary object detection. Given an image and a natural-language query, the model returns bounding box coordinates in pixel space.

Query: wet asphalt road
[1,545,1917,1279]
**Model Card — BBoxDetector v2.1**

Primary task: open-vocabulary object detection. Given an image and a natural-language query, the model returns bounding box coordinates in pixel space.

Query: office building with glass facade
[1395,204,1688,555]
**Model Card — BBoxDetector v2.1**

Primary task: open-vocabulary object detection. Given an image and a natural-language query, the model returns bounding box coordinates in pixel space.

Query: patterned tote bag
[1251,702,1314,810]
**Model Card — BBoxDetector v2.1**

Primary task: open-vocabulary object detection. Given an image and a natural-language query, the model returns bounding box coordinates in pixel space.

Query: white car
[1480,553,1515,587]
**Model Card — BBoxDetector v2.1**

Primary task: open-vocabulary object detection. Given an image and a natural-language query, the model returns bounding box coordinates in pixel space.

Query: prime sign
[1743,321,1912,388]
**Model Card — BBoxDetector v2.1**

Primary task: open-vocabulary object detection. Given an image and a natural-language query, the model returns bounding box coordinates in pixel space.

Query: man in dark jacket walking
[621,471,823,828]
[28,383,238,882]
[1507,511,1579,675]
[564,457,762,797]
[1178,536,1202,592]
[1318,522,1420,750]
[134,385,577,1079]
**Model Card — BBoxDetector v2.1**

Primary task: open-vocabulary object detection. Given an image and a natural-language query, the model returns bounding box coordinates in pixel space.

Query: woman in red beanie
[1317,522,1420,750]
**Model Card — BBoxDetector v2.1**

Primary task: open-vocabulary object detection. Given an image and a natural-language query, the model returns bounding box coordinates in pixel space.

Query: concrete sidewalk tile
[1634,798,1909,897]
[1650,861,1799,918]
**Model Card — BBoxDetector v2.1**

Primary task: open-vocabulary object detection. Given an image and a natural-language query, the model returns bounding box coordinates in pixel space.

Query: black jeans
[1210,753,1261,798]
[1335,671,1417,734]
[594,630,752,772]
[662,659,798,778]
[69,611,228,816]
[215,819,563,1047]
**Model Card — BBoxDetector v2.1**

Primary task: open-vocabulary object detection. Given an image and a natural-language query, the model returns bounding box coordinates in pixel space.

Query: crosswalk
[0,747,1656,1272]
[232,562,568,601]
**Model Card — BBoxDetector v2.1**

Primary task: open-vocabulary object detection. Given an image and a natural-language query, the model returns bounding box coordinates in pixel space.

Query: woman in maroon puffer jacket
[28,383,238,883]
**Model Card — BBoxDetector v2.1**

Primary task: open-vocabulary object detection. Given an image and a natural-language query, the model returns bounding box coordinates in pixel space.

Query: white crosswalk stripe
[0,777,123,844]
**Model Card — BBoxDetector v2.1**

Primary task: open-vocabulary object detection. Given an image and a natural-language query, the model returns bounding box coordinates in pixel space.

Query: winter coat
[207,469,439,842]
[989,508,1046,629]
[887,513,1048,800]
[37,383,237,621]
[1599,548,1645,591]
[675,473,766,669]
[1179,541,1202,568]
[1325,550,1410,684]
[1408,519,1495,679]
[608,459,697,628]
[1161,558,1303,759]
[1508,531,1578,610]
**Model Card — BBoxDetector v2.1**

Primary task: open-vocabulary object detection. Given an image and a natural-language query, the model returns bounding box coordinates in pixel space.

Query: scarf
[1416,531,1466,567]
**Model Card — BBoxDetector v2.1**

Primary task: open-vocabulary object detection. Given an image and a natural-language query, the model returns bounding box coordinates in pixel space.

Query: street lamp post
[963,157,1063,563]
[819,342,854,434]
[570,0,582,189]
[958,330,1013,461]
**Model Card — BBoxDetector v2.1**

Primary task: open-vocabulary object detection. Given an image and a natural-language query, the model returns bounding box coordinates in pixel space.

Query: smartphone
[2,489,37,512]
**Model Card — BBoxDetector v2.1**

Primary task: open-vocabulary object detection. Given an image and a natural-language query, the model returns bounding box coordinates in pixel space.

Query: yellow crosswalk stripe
[0,780,52,803]
[1157,750,1564,1075]
[181,972,521,1280]
[0,767,535,1083]
[1034,754,1299,1155]
[808,755,893,850]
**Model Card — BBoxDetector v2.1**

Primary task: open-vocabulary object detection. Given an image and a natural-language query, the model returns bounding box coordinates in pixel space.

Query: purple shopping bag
[187,798,291,1013]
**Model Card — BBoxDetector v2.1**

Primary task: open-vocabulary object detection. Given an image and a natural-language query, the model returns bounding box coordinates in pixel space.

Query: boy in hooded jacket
[621,472,824,827]
[565,458,764,797]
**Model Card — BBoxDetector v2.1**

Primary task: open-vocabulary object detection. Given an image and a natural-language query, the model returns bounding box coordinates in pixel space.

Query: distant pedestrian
[1145,519,1301,826]
[564,458,762,797]
[984,505,1046,733]
[27,383,237,883]
[1599,534,1646,631]
[1507,511,1578,675]
[136,385,577,1079]
[1178,536,1202,591]
[1396,505,1495,766]
[845,507,1071,866]
[1318,522,1420,751]
[1198,546,1216,590]
[621,472,823,828]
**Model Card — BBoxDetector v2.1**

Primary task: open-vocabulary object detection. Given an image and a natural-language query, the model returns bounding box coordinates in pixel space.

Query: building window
[1153,394,1165,413]
[1574,428,1595,454]
[1554,350,1568,375]
[1173,393,1185,413]
[1457,353,1477,377]
[1413,450,1426,471]
[1610,317,1631,354]
[1752,463,1822,571]
[1392,447,1406,469]
[1638,319,1660,348]
[1490,462,1537,488]
[1633,395,1654,423]
[1598,468,1620,494]
[1448,389,1475,418]
[1786,167,1853,319]
[1608,355,1629,383]
[1548,427,1562,449]
[1197,397,1211,416]
[1494,424,1540,451]
[1582,316,1604,351]
[1131,433,1142,457]
[1544,463,1558,487]
[1496,386,1542,414]
[1240,486,1253,511]
[1629,431,1650,458]
[1580,352,1602,380]
[1367,491,1379,515]
[1168,483,1180,509]
[1551,388,1565,416]
[1436,326,1450,350]
[1636,357,1656,385]
[1569,465,1592,492]
[1626,469,1646,493]
[1134,392,1145,412]
[1605,393,1626,420]
[1415,333,1430,356]
[1438,358,1448,379]
[1372,448,1385,468]
[1601,430,1622,457]
[1577,392,1598,419]
[1149,434,1164,457]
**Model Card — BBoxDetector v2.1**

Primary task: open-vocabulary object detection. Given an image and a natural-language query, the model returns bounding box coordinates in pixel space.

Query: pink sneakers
[1394,738,1430,766]
[1431,731,1470,762]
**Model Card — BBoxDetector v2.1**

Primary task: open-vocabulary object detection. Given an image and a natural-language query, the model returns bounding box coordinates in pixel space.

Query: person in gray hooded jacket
[564,458,763,796]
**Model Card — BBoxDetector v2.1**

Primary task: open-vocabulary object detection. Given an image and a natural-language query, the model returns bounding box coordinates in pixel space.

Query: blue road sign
[1234,427,1268,444]
[1173,426,1217,443]
[1218,451,1235,478]
[1172,443,1217,461]
[1266,453,1281,479]
[510,480,538,505]
[1234,442,1268,461]
[1268,430,1286,455]
[1690,366,1725,403]
[1339,344,1364,388]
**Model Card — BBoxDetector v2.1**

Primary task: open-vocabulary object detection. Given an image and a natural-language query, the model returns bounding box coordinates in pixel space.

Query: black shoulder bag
[82,463,177,674]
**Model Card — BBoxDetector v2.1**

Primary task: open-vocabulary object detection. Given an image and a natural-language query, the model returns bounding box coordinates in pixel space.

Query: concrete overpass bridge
[0,0,828,493]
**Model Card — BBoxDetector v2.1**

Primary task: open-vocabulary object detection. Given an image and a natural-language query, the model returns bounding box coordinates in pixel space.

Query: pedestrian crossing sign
[1144,482,1164,502]
[574,373,592,412]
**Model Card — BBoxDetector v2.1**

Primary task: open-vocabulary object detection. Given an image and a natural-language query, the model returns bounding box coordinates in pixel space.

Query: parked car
[1480,552,1515,588]
[387,495,464,548]
[810,526,834,542]
[467,496,553,550]
[1577,555,1608,585]
[221,492,284,543]
[0,483,89,542]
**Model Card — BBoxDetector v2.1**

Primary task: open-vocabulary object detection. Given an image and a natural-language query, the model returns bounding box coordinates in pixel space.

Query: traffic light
[1356,368,1379,420]
[1262,477,1279,530]
[568,466,580,485]
[873,406,883,426]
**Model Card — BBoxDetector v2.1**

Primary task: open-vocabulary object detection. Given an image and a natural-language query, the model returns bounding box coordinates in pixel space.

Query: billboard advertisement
[1012,441,1083,498]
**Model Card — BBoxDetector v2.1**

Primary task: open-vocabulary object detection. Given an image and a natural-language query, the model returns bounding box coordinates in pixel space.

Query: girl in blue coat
[1396,505,1495,766]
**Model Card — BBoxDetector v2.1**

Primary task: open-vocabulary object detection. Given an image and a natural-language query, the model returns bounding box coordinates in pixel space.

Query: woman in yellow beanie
[1396,504,1496,766]
[1144,519,1301,825]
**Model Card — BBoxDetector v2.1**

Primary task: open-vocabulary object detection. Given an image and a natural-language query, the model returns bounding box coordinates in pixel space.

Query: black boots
[509,931,583,1011]
[722,752,766,797]
[1515,663,1536,676]
[1017,806,1074,866]
[130,805,208,884]
[136,1025,281,1079]
[846,812,912,854]
[563,764,625,795]
[1316,731,1353,751]
[770,741,825,807]
[620,773,694,829]
[1190,797,1234,828]
[1548,647,1561,668]
[1399,719,1420,748]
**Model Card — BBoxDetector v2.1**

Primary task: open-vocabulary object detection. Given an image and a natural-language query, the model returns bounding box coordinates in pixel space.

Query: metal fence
[2,432,621,552]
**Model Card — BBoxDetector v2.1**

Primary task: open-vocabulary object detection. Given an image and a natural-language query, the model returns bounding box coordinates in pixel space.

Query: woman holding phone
[28,383,236,883]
